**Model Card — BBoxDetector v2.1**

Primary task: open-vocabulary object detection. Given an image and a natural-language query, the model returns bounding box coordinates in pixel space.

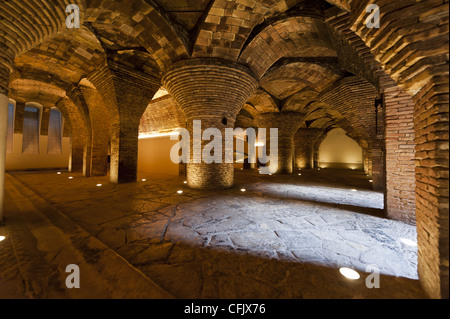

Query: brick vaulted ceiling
[1,0,381,139]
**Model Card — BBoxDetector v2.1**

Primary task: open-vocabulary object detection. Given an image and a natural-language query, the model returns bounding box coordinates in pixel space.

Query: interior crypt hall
[0,0,448,300]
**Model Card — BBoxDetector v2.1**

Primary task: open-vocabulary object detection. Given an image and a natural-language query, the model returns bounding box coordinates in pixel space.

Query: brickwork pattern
[163,59,258,189]
[382,83,416,225]
[140,95,186,135]
[0,0,447,300]
[90,61,161,183]
[348,0,449,299]
[256,112,306,174]
[294,128,324,170]
[56,97,88,173]
[78,84,112,177]
[239,16,337,79]
[67,87,93,177]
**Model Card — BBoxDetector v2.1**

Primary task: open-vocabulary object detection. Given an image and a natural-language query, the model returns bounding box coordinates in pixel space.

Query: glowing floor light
[0,236,5,242]
[68,177,74,180]
[57,172,62,175]
[177,190,184,194]
[240,189,247,192]
[183,181,188,184]
[96,184,103,187]
[142,179,147,182]
[351,189,358,192]
[339,268,360,280]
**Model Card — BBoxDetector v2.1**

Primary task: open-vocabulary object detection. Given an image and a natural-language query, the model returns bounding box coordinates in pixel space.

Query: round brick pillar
[294,128,324,170]
[256,113,306,174]
[163,59,258,190]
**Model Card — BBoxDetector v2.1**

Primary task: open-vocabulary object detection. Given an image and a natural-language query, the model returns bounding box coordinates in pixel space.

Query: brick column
[68,88,92,177]
[347,0,448,298]
[56,98,87,173]
[363,148,372,176]
[294,128,324,170]
[256,113,306,174]
[90,62,160,184]
[371,139,385,192]
[78,86,111,177]
[14,102,25,134]
[163,59,258,190]
[414,77,449,299]
[379,81,417,224]
[313,131,329,169]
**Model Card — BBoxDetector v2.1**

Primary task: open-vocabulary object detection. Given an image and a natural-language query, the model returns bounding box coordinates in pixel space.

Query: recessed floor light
[240,189,246,192]
[183,181,187,184]
[340,267,360,280]
[57,172,62,175]
[96,184,103,187]
[142,179,147,182]
[351,189,358,192]
[177,190,184,194]
[369,180,373,183]
[298,173,302,176]
[0,236,5,242]
[68,177,74,180]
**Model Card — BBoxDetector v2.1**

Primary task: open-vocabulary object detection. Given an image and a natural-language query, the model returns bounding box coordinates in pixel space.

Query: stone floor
[1,168,426,299]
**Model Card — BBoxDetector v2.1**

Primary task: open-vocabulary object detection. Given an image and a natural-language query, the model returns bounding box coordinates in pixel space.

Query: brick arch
[0,0,85,56]
[0,0,86,93]
[140,94,186,136]
[239,16,337,78]
[12,26,106,92]
[235,103,260,129]
[8,79,66,107]
[261,62,342,105]
[311,125,369,168]
[318,76,378,144]
[192,0,306,61]
[300,101,364,146]
[85,0,190,70]
[246,90,280,114]
[344,0,449,299]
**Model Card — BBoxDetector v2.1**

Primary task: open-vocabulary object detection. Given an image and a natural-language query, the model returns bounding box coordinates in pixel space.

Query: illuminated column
[256,112,305,174]
[56,97,88,173]
[163,59,258,190]
[294,128,324,169]
[90,62,160,183]
[0,93,8,221]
